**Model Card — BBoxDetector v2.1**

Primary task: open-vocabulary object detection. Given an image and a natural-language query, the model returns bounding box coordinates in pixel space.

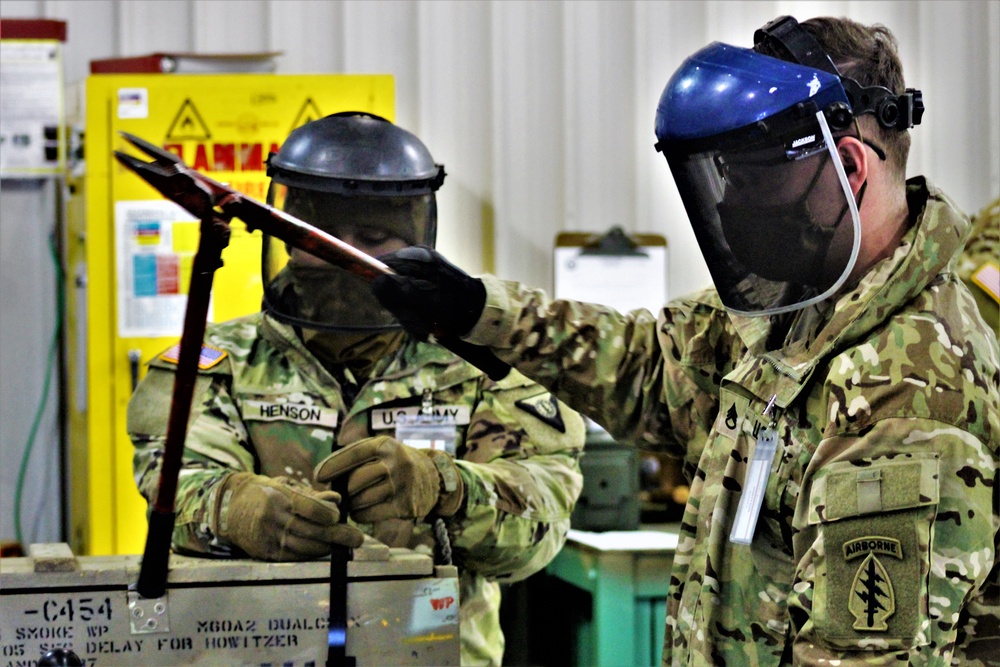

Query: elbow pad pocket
[805,453,939,651]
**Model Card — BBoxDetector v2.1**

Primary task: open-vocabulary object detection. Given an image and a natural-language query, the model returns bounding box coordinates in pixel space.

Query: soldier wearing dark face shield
[127,113,585,666]
[369,17,999,666]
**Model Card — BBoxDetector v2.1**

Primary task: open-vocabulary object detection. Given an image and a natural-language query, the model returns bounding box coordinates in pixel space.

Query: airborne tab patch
[159,343,227,370]
[843,536,903,561]
[515,392,565,433]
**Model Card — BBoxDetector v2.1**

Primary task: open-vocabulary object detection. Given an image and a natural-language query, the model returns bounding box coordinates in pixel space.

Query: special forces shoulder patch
[811,456,935,647]
[844,536,902,631]
[159,343,228,370]
[515,392,565,433]
[825,521,921,644]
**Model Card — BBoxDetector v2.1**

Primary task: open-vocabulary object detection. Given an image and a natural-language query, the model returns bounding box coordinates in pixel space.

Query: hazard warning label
[167,99,211,141]
[289,98,324,133]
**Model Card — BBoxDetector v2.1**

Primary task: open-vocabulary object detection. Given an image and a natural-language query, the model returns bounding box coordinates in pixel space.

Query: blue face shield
[654,42,861,316]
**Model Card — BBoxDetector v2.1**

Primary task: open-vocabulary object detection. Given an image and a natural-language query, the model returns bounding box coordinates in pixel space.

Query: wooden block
[434,564,458,579]
[352,535,391,562]
[27,543,79,572]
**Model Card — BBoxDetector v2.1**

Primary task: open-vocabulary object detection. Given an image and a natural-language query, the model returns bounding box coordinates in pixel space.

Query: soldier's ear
[837,136,867,197]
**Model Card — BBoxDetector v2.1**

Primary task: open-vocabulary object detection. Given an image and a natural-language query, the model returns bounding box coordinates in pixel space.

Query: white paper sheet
[554,245,667,313]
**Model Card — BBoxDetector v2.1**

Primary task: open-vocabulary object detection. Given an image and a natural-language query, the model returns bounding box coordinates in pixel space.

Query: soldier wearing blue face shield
[654,17,923,320]
[658,45,862,311]
[369,16,998,665]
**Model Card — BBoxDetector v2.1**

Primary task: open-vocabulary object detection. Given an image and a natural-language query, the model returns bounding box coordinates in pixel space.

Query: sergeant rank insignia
[844,536,901,631]
[515,392,565,433]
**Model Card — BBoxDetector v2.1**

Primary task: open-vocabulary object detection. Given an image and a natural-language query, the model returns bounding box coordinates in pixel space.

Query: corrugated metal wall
[2,0,998,544]
[5,0,998,290]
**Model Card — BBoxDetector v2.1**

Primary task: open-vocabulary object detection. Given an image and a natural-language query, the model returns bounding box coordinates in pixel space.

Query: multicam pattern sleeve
[446,371,585,582]
[789,419,997,664]
[465,279,737,461]
[128,363,254,557]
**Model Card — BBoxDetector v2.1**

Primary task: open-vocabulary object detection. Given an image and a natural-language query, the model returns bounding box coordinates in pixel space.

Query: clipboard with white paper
[554,226,667,314]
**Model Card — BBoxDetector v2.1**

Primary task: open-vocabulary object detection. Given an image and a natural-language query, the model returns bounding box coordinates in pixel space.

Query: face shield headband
[754,15,924,132]
[261,183,437,333]
[663,110,861,316]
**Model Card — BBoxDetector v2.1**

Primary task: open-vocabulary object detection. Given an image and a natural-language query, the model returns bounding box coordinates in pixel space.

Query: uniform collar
[261,314,482,398]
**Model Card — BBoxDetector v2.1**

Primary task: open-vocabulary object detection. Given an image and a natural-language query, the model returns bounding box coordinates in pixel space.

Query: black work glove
[373,246,487,340]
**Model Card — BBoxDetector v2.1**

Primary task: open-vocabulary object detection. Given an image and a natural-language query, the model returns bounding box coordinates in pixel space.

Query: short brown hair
[758,16,911,181]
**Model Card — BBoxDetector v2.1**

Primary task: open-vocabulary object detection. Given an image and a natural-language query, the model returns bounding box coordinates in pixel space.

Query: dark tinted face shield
[263,184,437,332]
[663,110,860,315]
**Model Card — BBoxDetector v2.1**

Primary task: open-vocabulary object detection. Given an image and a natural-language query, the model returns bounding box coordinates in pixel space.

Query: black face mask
[716,159,847,287]
[717,198,835,285]
[287,264,397,329]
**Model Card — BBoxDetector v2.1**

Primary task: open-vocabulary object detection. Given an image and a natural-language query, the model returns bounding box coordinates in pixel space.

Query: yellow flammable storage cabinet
[65,72,394,556]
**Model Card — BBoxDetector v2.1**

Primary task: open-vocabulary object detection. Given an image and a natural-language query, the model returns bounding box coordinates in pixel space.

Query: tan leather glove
[314,436,464,524]
[215,472,365,561]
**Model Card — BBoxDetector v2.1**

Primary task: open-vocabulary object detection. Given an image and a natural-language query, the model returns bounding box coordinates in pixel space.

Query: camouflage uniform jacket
[128,316,585,667]
[464,177,999,666]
